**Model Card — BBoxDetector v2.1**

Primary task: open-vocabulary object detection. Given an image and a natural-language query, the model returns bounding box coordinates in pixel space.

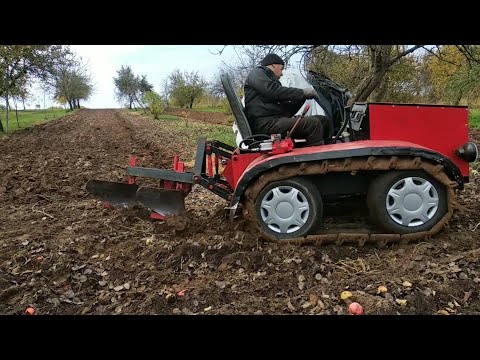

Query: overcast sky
[34,45,238,109]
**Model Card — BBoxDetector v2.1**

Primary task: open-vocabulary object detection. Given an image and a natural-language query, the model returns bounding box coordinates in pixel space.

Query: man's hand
[303,88,320,101]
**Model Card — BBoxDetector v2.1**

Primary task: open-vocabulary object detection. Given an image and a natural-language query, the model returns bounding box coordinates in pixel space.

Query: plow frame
[126,138,238,202]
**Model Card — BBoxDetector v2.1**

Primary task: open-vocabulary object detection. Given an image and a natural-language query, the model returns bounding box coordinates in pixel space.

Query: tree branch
[389,45,423,65]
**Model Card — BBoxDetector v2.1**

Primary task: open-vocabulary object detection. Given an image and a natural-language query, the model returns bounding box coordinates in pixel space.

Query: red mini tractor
[86,74,478,245]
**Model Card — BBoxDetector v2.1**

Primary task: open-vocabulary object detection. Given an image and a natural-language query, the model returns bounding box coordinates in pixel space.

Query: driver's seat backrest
[220,74,252,139]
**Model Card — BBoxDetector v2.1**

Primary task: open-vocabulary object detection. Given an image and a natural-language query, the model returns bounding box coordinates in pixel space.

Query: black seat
[220,74,252,139]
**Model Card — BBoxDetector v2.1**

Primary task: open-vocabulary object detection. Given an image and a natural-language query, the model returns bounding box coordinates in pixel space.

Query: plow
[86,73,478,246]
[86,155,189,219]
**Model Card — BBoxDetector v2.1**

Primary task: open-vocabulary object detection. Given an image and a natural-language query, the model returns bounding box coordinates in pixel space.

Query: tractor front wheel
[254,177,323,239]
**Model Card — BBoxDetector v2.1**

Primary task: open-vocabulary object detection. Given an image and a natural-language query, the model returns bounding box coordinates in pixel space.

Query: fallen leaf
[286,299,296,312]
[215,281,227,289]
[72,264,86,271]
[437,309,450,315]
[217,263,229,271]
[396,299,408,306]
[402,281,412,288]
[64,289,75,299]
[308,294,318,306]
[302,302,312,309]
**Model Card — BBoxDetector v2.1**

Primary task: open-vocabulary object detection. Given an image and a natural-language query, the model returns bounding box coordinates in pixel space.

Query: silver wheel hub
[260,186,310,234]
[386,177,439,227]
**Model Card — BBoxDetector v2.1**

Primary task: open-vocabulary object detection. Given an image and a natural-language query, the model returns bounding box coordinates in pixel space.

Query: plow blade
[136,186,186,216]
[86,180,139,207]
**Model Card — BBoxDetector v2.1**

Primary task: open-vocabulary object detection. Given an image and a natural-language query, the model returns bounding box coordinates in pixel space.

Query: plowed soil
[1,109,479,315]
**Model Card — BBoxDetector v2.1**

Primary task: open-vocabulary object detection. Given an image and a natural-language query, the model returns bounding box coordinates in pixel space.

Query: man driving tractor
[244,53,332,146]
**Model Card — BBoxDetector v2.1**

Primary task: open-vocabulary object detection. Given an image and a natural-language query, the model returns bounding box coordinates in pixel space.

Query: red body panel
[223,151,262,189]
[223,103,471,192]
[230,140,433,190]
[246,140,429,171]
[368,104,469,176]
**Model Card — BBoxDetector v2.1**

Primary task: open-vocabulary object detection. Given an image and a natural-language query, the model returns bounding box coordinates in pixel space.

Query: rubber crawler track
[242,156,459,247]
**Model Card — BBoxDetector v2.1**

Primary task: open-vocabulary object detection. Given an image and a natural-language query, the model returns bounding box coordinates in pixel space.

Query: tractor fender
[229,140,464,213]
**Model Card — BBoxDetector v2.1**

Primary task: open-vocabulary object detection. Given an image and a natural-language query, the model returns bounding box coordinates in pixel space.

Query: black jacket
[244,66,305,132]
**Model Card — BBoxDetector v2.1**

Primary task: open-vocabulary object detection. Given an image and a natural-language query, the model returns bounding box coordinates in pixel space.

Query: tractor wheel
[367,170,447,234]
[254,177,323,239]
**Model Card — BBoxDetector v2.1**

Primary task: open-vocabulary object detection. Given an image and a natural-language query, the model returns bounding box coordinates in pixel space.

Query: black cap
[260,53,285,67]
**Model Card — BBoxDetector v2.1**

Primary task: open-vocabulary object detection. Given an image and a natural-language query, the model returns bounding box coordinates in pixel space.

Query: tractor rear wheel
[367,170,447,234]
[254,177,323,239]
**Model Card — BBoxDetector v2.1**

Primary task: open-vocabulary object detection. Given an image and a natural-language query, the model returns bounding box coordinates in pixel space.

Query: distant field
[157,114,235,147]
[470,108,480,128]
[193,106,226,113]
[0,108,72,135]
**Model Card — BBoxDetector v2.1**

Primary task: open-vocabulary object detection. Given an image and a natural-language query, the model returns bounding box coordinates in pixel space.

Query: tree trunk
[6,87,9,135]
[348,46,393,106]
[22,96,26,110]
[133,95,145,113]
[13,97,19,128]
[371,77,389,102]
[348,70,387,105]
[76,99,80,109]
[453,91,463,106]
[68,100,73,111]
